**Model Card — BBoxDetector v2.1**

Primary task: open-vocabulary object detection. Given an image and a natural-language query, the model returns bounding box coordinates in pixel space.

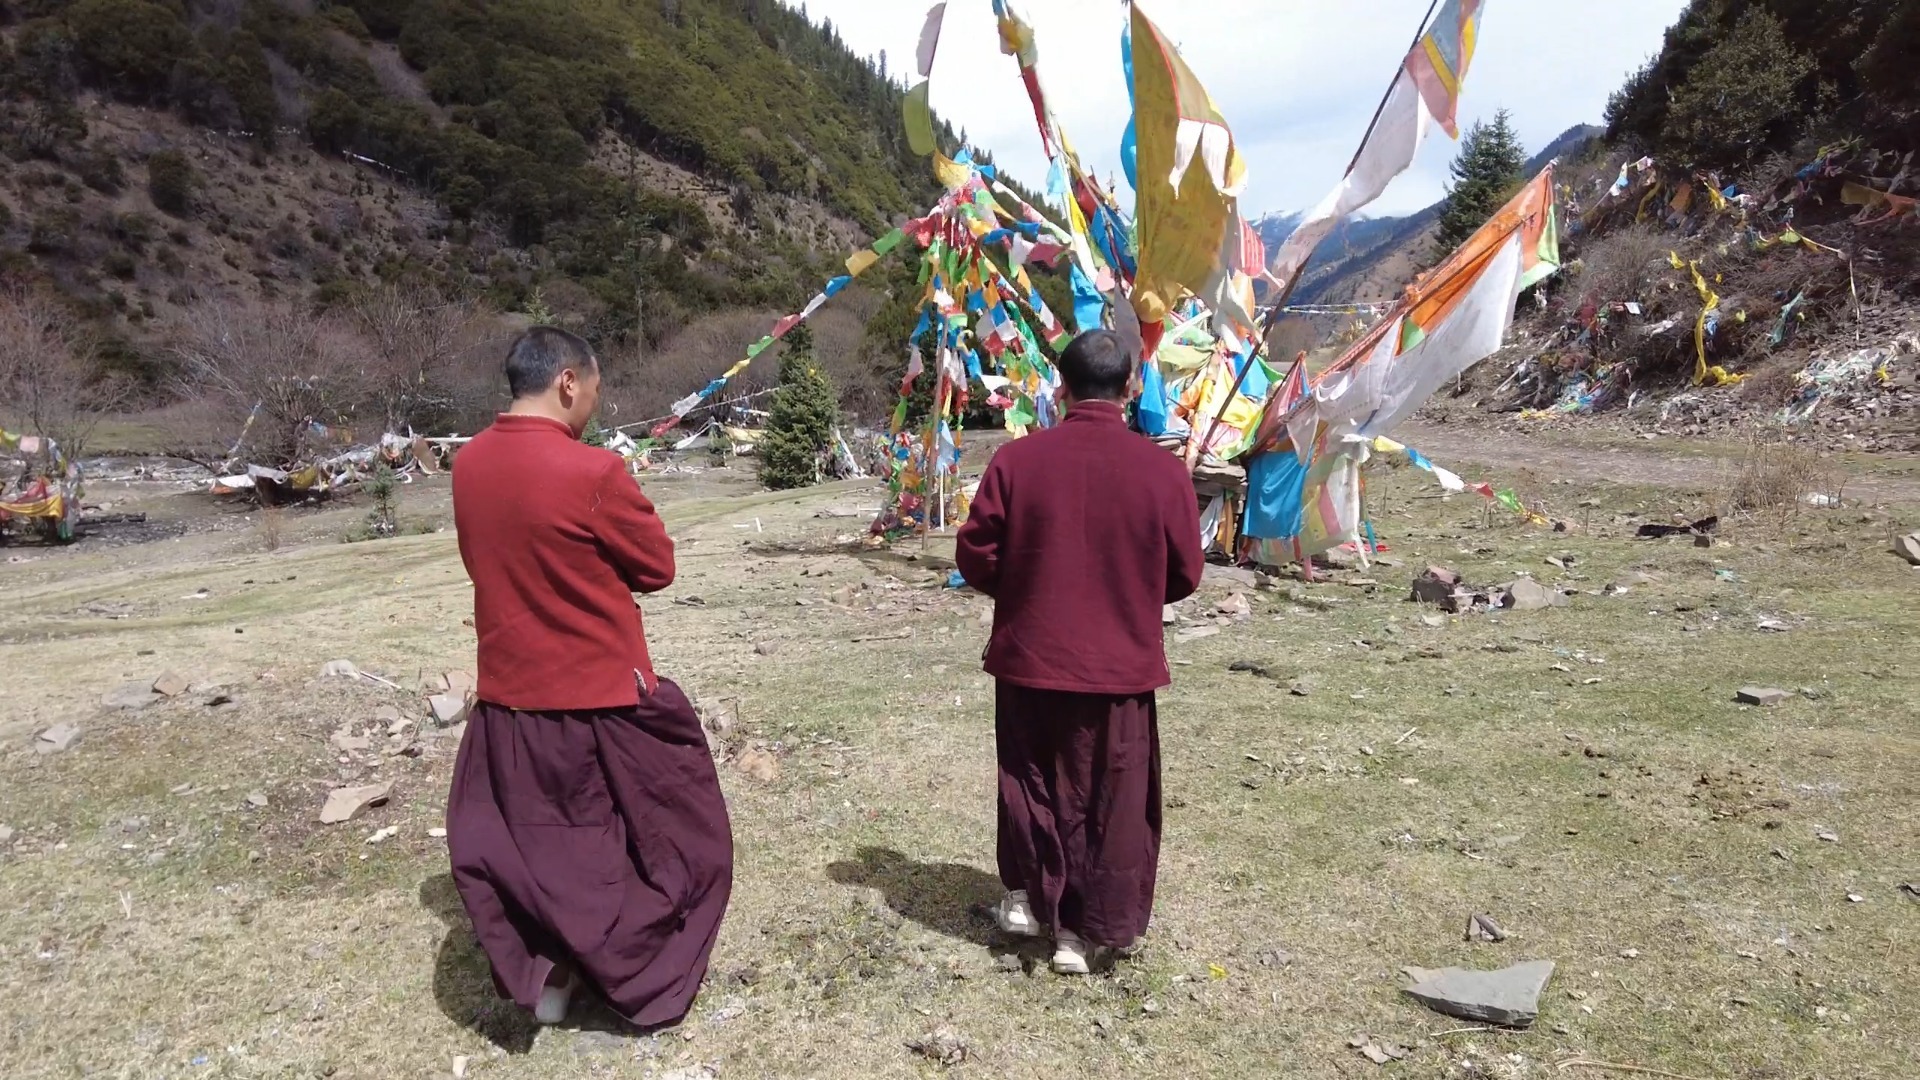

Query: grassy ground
[2,455,1917,1079]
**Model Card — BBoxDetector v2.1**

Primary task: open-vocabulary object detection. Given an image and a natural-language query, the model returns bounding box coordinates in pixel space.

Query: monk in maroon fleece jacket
[447,327,732,1030]
[956,329,1204,974]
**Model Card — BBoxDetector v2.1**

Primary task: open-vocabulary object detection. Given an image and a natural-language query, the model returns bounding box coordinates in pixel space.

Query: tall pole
[1188,0,1443,468]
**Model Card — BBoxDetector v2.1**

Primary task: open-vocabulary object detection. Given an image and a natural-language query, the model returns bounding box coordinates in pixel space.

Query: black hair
[504,326,597,400]
[1057,329,1132,401]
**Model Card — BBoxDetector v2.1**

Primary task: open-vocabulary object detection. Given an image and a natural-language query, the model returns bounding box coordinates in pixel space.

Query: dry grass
[1719,428,1847,519]
[2,453,1918,1079]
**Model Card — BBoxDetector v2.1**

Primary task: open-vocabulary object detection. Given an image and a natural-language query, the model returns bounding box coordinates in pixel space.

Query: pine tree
[757,325,840,491]
[1433,109,1527,257]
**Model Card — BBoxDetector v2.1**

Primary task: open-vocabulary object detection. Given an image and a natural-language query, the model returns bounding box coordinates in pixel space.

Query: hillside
[0,0,971,399]
[1254,123,1605,313]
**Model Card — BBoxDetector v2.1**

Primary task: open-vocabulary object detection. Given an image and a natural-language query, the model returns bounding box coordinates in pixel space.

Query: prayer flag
[1405,0,1482,139]
[916,3,947,77]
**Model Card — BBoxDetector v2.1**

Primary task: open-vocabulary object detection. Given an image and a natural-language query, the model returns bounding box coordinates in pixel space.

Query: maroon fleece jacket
[452,414,674,710]
[956,400,1205,695]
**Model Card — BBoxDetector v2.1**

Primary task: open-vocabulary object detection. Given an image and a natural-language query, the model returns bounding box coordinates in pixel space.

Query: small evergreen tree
[1433,109,1526,257]
[758,325,839,491]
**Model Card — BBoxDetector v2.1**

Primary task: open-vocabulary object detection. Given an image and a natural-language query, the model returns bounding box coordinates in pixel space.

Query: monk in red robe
[447,327,732,1028]
[956,329,1205,974]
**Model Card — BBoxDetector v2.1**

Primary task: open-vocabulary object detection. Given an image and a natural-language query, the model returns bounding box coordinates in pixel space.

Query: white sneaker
[1051,929,1092,975]
[534,973,575,1025]
[993,890,1042,937]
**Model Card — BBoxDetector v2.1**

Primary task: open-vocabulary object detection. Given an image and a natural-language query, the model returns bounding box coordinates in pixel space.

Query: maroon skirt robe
[995,682,1162,949]
[446,678,733,1029]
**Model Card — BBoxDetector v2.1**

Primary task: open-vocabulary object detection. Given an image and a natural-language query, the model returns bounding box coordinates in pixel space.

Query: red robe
[956,400,1204,946]
[447,414,731,1028]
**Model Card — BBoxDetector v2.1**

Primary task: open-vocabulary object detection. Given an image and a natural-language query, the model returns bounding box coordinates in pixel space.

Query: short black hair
[504,326,597,399]
[1057,329,1132,401]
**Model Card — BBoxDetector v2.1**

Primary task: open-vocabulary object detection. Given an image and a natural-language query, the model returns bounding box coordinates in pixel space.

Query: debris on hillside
[1425,146,1920,450]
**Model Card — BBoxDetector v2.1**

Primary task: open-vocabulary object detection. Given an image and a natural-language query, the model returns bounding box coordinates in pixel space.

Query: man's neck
[507,398,572,426]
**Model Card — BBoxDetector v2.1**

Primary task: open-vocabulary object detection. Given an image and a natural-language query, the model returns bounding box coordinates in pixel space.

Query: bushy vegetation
[1606,0,1919,171]
[145,148,195,216]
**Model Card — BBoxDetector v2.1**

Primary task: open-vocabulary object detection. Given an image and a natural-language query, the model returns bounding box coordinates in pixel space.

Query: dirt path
[1398,420,1920,504]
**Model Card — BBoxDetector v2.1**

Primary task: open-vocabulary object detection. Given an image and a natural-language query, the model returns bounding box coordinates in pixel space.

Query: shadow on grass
[419,873,675,1056]
[420,873,539,1055]
[826,846,1005,947]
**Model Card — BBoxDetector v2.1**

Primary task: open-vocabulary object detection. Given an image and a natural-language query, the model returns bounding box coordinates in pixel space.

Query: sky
[784,0,1689,219]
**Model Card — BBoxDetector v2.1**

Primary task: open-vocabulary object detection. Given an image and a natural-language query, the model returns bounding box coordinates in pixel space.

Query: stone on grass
[35,723,83,754]
[906,1026,971,1066]
[1736,687,1791,707]
[152,671,190,698]
[1175,625,1220,644]
[1890,533,1920,566]
[735,747,780,784]
[319,781,393,825]
[1502,579,1566,613]
[1411,567,1460,606]
[428,693,471,727]
[1162,604,1179,626]
[102,680,163,711]
[1402,959,1555,1028]
[754,641,780,657]
[330,729,371,754]
[0,824,14,845]
[246,791,269,809]
[320,659,359,679]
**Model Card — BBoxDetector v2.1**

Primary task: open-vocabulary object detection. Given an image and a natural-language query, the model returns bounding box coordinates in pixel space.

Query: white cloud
[785,0,1686,216]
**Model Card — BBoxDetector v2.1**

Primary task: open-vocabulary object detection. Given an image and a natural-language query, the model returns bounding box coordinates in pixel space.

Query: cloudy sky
[786,0,1688,218]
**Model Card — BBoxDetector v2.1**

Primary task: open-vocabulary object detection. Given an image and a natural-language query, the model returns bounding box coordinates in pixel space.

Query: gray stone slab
[1402,959,1555,1028]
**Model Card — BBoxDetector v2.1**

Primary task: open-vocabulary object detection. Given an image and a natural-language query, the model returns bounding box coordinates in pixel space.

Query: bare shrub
[347,283,488,432]
[0,286,134,458]
[258,506,285,552]
[1572,225,1670,312]
[1720,428,1842,519]
[170,298,367,467]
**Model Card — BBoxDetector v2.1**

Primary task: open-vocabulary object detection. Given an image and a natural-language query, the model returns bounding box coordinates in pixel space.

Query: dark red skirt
[995,681,1162,948]
[446,678,733,1029]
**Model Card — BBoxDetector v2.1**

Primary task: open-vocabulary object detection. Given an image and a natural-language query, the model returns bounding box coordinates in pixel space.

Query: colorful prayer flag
[1405,0,1482,139]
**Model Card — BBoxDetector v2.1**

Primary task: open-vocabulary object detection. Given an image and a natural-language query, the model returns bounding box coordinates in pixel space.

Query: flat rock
[1502,579,1566,612]
[1162,604,1179,626]
[102,680,163,711]
[1174,626,1220,644]
[444,671,477,697]
[35,723,83,754]
[428,693,472,727]
[319,659,359,679]
[319,781,394,825]
[1402,959,1555,1028]
[329,729,372,754]
[1737,686,1791,707]
[151,671,190,698]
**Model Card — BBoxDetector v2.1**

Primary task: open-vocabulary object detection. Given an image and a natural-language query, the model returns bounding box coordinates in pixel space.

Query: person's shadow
[825,846,1008,947]
[420,874,647,1055]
